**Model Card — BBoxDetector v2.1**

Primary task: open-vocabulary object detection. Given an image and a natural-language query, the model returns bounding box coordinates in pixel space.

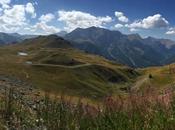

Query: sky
[0,0,175,40]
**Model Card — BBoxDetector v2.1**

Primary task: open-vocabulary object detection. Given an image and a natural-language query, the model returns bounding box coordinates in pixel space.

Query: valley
[0,35,140,100]
[1,0,175,129]
[0,31,175,130]
[0,33,175,99]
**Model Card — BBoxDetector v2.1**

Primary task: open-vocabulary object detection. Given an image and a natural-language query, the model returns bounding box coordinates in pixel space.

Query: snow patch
[18,52,28,56]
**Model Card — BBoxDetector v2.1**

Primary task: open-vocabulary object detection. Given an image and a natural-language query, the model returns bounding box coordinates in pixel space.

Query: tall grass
[0,87,175,130]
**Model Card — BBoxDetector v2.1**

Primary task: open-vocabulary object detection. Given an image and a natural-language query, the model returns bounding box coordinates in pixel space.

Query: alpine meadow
[0,0,175,129]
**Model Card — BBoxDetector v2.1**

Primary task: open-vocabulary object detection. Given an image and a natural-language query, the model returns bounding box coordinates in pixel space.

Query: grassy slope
[132,64,175,92]
[1,35,175,100]
[0,37,139,99]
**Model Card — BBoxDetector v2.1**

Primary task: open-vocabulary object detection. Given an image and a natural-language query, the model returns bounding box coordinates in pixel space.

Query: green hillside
[131,64,175,92]
[0,35,139,99]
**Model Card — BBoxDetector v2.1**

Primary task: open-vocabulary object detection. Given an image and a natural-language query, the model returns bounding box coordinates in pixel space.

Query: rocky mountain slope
[65,27,175,68]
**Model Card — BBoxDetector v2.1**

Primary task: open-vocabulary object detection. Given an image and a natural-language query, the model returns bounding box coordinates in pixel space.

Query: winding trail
[30,63,92,69]
[131,76,149,91]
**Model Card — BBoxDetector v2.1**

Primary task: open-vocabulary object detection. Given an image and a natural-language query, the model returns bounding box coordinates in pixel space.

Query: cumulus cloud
[0,0,11,8]
[115,23,124,28]
[166,27,175,35]
[127,14,169,31]
[39,13,55,23]
[32,22,60,34]
[115,11,129,23]
[31,13,59,34]
[0,1,172,37]
[58,10,112,32]
[25,3,36,18]
[0,8,3,14]
[130,28,138,32]
[0,2,36,33]
[0,5,26,26]
[0,1,60,34]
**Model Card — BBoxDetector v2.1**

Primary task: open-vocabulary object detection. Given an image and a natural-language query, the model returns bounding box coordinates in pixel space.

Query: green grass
[133,65,175,92]
[3,35,175,99]
[2,36,175,129]
[1,39,175,98]
[0,42,139,99]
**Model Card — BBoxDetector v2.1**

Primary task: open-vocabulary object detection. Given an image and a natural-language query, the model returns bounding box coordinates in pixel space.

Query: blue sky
[0,0,175,40]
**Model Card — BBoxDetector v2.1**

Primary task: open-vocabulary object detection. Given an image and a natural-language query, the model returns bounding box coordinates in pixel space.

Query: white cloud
[0,2,173,38]
[0,8,2,14]
[115,23,123,28]
[166,27,175,35]
[0,0,11,9]
[34,1,38,6]
[32,22,60,34]
[115,11,129,23]
[127,14,169,31]
[25,3,36,18]
[0,2,37,33]
[0,5,26,26]
[31,13,59,34]
[130,28,138,32]
[58,10,112,32]
[39,13,55,23]
[0,1,60,34]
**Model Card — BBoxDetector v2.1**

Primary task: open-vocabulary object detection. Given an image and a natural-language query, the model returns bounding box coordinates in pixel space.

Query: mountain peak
[56,31,67,37]
[127,33,142,41]
[47,34,62,39]
[72,26,110,33]
[145,36,157,41]
[87,26,104,30]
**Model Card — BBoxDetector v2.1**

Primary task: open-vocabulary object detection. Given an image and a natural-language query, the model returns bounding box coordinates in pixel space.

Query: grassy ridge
[1,35,175,98]
[0,38,139,99]
[133,64,175,92]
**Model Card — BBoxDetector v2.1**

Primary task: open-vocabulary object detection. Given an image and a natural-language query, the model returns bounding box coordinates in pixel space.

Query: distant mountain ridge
[0,32,22,45]
[1,27,175,68]
[64,27,175,68]
[0,32,37,45]
[55,31,67,37]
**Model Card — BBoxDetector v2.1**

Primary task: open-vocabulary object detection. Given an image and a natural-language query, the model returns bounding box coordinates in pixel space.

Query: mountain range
[0,31,175,98]
[0,32,37,45]
[65,27,175,67]
[1,27,175,68]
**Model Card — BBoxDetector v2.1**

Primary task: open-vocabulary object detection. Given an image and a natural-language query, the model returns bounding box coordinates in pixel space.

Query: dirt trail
[131,76,149,91]
[31,63,92,69]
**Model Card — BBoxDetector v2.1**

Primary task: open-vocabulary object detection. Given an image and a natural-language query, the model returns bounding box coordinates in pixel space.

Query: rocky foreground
[0,75,46,129]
